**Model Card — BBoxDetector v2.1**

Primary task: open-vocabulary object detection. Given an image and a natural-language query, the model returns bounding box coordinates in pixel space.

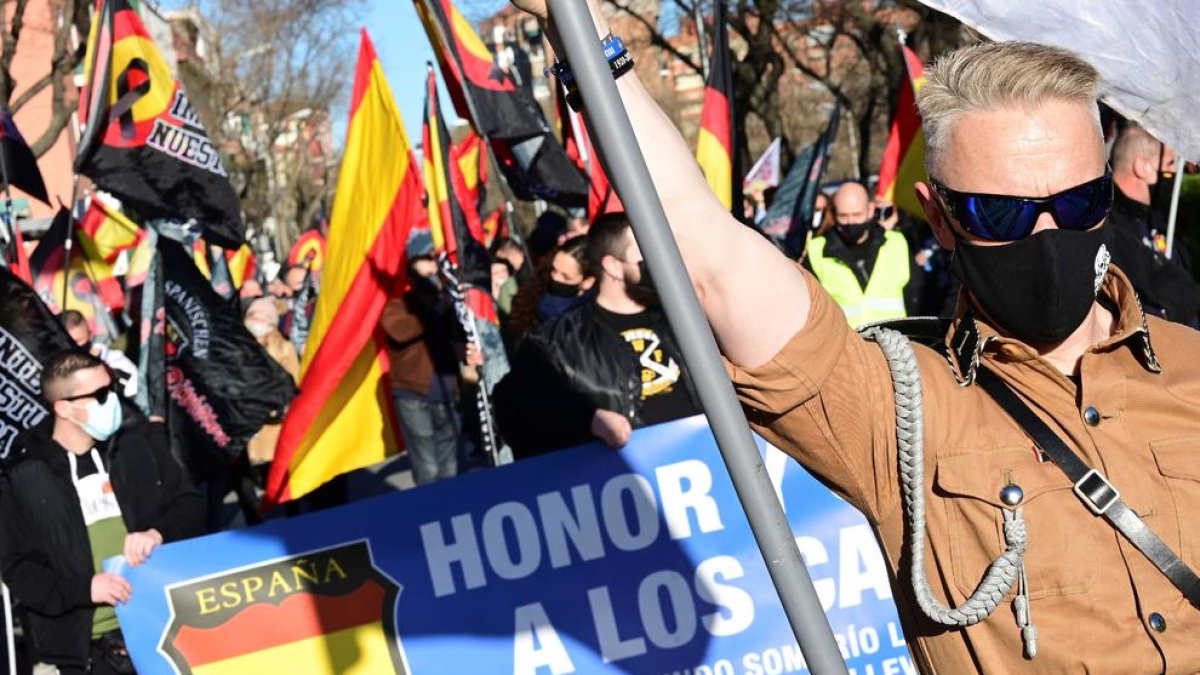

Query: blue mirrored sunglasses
[932,171,1113,242]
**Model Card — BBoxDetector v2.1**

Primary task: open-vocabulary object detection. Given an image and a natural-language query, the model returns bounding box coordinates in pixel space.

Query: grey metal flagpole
[545,0,848,672]
[1165,161,1185,260]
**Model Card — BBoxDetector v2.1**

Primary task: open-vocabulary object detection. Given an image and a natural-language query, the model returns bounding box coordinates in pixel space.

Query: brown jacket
[381,296,438,396]
[727,266,1200,673]
[246,330,300,465]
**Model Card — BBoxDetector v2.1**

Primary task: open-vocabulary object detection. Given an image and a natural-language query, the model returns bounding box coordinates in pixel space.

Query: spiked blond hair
[917,41,1102,178]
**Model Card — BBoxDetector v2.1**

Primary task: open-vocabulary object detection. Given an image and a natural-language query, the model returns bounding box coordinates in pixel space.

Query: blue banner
[112,416,913,674]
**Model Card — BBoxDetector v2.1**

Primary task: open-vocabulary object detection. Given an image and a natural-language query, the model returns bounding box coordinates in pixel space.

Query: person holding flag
[518,0,1200,665]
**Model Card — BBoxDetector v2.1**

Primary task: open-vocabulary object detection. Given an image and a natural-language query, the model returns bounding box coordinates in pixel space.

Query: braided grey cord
[860,327,1027,627]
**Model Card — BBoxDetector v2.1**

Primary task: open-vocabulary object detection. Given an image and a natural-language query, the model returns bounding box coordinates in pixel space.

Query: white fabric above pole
[915,0,1200,159]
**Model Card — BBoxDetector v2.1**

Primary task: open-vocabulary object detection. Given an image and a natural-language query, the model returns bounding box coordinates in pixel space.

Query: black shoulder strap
[974,365,1200,607]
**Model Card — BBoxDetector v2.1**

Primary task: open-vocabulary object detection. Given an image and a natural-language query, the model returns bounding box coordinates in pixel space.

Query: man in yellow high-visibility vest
[805,183,919,327]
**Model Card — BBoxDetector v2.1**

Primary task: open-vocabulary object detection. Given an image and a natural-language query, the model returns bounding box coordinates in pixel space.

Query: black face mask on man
[622,260,660,307]
[835,221,872,246]
[950,225,1112,346]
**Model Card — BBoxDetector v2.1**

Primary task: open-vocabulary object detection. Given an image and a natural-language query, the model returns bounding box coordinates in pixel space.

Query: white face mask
[72,392,123,442]
[245,321,273,338]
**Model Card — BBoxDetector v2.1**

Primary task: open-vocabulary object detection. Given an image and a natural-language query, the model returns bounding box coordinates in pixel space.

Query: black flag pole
[0,135,14,270]
[545,0,848,672]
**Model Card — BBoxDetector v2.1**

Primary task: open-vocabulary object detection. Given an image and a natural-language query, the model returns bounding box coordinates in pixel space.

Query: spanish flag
[79,195,144,264]
[695,0,739,212]
[264,30,421,508]
[76,0,244,249]
[876,44,926,220]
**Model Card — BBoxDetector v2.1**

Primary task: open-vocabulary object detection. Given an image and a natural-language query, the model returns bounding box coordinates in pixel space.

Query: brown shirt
[727,266,1200,674]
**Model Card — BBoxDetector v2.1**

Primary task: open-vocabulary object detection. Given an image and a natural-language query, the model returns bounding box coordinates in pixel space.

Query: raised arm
[526,0,810,367]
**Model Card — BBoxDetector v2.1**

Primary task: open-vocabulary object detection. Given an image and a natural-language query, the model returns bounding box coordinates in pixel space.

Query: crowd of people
[3,23,1200,675]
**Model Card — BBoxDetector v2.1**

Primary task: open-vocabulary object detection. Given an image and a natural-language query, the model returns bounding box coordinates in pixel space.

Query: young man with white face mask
[0,351,202,674]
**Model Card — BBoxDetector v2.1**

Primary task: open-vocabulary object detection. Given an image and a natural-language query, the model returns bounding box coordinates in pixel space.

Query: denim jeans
[394,395,459,485]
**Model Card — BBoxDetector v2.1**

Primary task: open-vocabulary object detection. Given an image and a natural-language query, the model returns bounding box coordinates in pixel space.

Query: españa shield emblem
[159,541,408,674]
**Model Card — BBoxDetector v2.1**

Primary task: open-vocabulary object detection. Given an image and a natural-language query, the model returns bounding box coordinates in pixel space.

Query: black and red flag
[555,83,621,220]
[415,0,544,140]
[414,0,587,208]
[154,239,295,463]
[422,67,494,321]
[0,107,49,206]
[695,0,740,214]
[75,0,244,249]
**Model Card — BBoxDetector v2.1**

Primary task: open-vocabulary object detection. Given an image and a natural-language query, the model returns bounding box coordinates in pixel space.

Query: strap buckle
[1073,469,1120,515]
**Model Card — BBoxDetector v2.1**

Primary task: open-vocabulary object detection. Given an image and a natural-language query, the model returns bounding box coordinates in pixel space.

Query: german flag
[414,0,587,209]
[876,44,926,220]
[79,195,144,264]
[29,209,123,341]
[287,229,326,273]
[160,542,408,675]
[695,0,740,213]
[450,129,488,244]
[263,30,422,508]
[423,68,496,324]
[190,241,258,291]
[414,0,543,140]
[76,0,243,249]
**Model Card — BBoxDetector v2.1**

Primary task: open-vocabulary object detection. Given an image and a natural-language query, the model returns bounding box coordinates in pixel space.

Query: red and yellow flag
[79,195,144,263]
[264,30,422,508]
[695,0,738,211]
[876,44,926,220]
[287,229,327,273]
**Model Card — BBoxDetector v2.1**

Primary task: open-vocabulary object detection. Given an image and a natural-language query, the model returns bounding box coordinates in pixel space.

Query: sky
[159,0,509,146]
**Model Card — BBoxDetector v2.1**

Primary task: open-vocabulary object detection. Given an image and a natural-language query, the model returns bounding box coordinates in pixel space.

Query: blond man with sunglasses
[517,0,1200,667]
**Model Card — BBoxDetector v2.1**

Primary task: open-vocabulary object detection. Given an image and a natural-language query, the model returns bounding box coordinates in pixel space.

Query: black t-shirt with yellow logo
[593,305,698,426]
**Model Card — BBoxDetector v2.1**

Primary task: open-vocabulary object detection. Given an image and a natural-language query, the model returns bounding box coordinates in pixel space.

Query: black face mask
[546,279,581,298]
[625,260,660,307]
[950,226,1112,346]
[835,221,872,246]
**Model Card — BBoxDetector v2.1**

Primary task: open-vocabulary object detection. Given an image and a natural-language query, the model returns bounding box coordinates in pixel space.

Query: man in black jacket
[1107,124,1199,325]
[0,350,202,674]
[495,213,699,457]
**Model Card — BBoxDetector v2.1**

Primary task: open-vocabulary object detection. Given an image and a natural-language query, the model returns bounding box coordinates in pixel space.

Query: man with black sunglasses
[0,351,202,674]
[511,0,1200,666]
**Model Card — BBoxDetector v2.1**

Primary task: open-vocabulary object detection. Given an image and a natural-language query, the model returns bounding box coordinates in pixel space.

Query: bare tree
[596,0,972,178]
[180,0,360,252]
[0,0,91,157]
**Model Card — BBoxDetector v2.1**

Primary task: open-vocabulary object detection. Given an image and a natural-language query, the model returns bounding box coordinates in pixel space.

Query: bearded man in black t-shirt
[494,213,700,457]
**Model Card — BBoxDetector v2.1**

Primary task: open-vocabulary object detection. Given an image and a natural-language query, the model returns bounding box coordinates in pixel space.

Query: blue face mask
[537,290,590,322]
[73,394,123,442]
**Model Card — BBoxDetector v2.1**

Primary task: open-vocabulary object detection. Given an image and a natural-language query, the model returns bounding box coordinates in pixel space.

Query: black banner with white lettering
[0,267,74,459]
[75,0,244,249]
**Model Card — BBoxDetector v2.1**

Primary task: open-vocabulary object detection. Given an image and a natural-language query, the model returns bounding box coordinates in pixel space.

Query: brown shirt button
[1149,612,1167,633]
[1083,406,1101,426]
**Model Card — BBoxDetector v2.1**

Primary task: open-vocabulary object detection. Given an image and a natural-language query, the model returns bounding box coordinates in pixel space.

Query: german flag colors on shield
[159,542,408,674]
[876,44,927,220]
[695,0,739,212]
[263,31,421,508]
